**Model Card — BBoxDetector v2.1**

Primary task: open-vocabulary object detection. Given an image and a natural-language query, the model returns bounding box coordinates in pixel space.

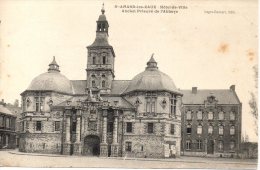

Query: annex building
[19,6,241,158]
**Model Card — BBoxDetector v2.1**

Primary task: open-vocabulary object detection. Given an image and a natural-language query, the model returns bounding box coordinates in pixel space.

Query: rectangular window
[197,125,202,134]
[230,112,235,120]
[146,93,157,113]
[170,124,175,134]
[55,121,60,131]
[170,94,177,116]
[219,112,224,120]
[219,126,224,135]
[151,98,156,113]
[148,123,154,134]
[208,112,213,120]
[0,116,3,127]
[218,141,224,151]
[186,111,192,120]
[36,121,42,131]
[186,140,191,150]
[197,111,202,120]
[126,142,132,152]
[107,122,113,133]
[6,117,10,128]
[230,126,235,135]
[187,125,192,134]
[208,126,213,134]
[35,95,44,112]
[146,98,151,113]
[126,122,132,133]
[197,140,202,150]
[230,141,235,150]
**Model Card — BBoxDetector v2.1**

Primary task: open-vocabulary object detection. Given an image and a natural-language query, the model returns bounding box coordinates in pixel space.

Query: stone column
[100,109,108,157]
[63,111,71,155]
[111,109,119,157]
[74,110,82,155]
[76,116,81,142]
[65,116,71,142]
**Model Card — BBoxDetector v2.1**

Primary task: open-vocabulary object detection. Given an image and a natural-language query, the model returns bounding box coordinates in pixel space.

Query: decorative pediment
[204,94,218,108]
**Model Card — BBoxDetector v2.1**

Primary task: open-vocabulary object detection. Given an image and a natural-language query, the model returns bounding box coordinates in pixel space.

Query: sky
[0,0,258,141]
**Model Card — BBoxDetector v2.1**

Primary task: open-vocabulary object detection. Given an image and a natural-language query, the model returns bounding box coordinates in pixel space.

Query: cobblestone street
[0,150,257,169]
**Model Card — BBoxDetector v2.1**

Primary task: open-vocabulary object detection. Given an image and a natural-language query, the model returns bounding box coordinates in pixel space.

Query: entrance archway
[83,135,100,156]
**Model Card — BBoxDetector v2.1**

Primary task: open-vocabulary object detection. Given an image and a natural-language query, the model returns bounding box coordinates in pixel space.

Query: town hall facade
[19,6,241,158]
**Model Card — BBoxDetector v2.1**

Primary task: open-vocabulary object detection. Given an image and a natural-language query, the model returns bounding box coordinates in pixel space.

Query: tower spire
[146,53,158,70]
[48,56,60,72]
[101,3,105,14]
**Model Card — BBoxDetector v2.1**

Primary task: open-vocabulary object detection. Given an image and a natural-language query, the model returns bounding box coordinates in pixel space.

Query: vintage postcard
[0,0,258,169]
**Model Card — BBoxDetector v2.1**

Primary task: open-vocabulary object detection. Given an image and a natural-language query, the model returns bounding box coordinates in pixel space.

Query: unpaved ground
[0,150,257,169]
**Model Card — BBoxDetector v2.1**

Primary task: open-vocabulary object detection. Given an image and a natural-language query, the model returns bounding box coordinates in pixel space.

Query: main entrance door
[83,135,100,156]
[207,140,214,154]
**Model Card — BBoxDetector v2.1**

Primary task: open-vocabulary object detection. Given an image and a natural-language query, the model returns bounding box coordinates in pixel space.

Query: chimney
[230,85,235,91]
[192,87,197,94]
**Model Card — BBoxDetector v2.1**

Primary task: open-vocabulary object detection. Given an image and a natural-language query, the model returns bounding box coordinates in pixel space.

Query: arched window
[230,141,235,150]
[219,111,224,120]
[92,80,96,87]
[93,57,96,64]
[102,80,106,88]
[218,140,224,151]
[186,111,192,120]
[208,111,213,120]
[103,56,106,64]
[219,125,224,135]
[197,124,202,134]
[186,124,192,134]
[208,125,213,134]
[230,125,235,135]
[230,111,235,120]
[197,111,202,120]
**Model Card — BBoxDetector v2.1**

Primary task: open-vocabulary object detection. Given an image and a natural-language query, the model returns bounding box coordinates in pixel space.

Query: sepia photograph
[0,0,258,169]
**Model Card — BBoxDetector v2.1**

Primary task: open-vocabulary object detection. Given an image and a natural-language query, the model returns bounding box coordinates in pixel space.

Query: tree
[249,65,258,136]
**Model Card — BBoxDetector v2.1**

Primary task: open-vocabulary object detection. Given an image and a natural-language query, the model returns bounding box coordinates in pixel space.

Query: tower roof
[98,3,107,22]
[123,55,181,95]
[146,53,158,71]
[48,56,60,72]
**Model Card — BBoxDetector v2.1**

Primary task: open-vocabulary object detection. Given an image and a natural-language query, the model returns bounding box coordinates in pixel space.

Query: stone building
[0,100,17,149]
[181,86,242,157]
[6,100,22,147]
[19,6,182,158]
[19,5,242,158]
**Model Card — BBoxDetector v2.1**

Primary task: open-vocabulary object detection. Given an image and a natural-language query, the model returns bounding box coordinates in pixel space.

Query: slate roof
[110,80,130,95]
[88,33,112,47]
[70,80,130,95]
[0,104,16,116]
[123,69,180,94]
[26,72,73,94]
[181,89,241,105]
[71,80,87,94]
[102,96,135,109]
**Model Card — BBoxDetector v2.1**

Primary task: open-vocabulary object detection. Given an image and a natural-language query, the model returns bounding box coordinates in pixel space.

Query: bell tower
[86,4,115,94]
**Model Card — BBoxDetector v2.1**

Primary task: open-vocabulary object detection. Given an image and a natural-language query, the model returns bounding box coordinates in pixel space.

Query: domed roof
[123,55,180,94]
[26,57,73,94]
